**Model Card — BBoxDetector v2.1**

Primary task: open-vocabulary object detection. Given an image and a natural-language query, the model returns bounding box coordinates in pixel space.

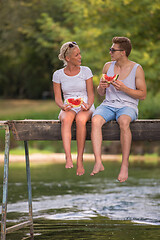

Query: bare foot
[65,159,73,169]
[90,162,104,176]
[76,166,85,176]
[76,161,85,176]
[117,165,128,182]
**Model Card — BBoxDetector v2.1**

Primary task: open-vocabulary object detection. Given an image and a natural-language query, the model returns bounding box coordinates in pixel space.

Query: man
[91,37,147,182]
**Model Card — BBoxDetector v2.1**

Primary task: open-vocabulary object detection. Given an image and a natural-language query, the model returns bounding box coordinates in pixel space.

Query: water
[0,160,160,239]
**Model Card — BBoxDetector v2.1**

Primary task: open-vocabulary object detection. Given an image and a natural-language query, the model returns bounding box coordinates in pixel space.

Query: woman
[52,41,95,176]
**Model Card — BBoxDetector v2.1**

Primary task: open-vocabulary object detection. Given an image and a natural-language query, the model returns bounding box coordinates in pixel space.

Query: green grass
[0,99,60,120]
[8,147,54,155]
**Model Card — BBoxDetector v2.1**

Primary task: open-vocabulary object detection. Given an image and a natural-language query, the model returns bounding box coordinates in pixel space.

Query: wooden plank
[6,221,32,234]
[7,119,160,141]
[8,120,62,141]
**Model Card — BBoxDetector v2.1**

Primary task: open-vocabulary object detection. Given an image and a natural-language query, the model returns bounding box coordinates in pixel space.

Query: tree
[0,0,69,98]
[0,0,160,99]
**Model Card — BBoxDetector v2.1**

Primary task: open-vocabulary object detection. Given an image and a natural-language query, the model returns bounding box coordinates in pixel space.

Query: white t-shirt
[52,66,93,101]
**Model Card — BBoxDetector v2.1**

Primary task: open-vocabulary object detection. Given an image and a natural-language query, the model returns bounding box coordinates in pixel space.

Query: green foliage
[0,0,160,106]
[138,92,160,119]
[0,0,67,98]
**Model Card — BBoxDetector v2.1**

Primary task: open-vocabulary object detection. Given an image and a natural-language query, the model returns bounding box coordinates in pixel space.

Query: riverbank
[0,153,160,164]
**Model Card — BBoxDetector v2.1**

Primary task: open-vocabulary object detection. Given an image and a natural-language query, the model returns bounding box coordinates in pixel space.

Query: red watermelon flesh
[102,74,119,83]
[66,98,83,107]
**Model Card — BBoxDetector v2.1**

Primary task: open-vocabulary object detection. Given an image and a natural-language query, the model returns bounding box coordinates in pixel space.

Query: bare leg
[75,110,92,176]
[118,115,132,182]
[59,110,76,168]
[90,115,105,176]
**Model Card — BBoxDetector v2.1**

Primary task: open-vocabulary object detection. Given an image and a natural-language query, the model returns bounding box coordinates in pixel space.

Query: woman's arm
[81,77,94,111]
[53,82,72,111]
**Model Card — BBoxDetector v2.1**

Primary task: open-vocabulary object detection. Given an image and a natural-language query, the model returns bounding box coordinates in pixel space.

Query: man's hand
[112,80,126,91]
[97,76,110,96]
[99,77,110,89]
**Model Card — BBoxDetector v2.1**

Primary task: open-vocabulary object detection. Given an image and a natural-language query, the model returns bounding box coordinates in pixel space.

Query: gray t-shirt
[52,66,93,101]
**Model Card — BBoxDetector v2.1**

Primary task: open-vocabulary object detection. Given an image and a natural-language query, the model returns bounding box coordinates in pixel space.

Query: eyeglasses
[109,48,124,53]
[64,42,77,57]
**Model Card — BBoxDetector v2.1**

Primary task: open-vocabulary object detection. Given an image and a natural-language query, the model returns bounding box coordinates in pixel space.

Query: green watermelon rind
[113,74,119,81]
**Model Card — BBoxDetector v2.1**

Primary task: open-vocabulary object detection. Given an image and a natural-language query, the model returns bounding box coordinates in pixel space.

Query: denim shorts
[92,104,138,122]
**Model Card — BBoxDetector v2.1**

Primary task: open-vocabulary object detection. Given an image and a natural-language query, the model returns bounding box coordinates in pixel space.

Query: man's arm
[134,65,147,100]
[112,65,147,100]
[97,62,111,96]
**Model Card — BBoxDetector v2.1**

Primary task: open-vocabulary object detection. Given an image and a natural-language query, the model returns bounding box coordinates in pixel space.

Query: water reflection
[0,160,160,239]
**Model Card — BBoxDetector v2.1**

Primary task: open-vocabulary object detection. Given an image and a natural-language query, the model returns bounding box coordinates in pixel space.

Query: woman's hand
[62,104,73,111]
[81,102,91,111]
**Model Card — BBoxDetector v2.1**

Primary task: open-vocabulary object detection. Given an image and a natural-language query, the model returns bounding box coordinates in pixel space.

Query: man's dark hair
[112,37,132,57]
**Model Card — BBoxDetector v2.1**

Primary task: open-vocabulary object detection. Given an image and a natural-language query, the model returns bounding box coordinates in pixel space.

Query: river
[0,160,160,239]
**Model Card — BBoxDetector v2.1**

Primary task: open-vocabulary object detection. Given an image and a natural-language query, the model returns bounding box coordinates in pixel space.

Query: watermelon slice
[66,98,83,107]
[102,74,119,83]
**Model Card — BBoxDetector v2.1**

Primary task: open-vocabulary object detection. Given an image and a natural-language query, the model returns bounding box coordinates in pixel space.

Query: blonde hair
[58,41,78,66]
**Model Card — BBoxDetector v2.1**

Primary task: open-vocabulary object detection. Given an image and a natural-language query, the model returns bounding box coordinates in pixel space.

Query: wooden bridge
[0,119,160,239]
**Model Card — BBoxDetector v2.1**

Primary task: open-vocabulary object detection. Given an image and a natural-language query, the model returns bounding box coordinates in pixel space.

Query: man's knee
[118,116,131,130]
[92,115,105,128]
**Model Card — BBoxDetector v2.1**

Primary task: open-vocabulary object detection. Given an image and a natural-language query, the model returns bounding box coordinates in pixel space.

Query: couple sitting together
[52,37,147,183]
